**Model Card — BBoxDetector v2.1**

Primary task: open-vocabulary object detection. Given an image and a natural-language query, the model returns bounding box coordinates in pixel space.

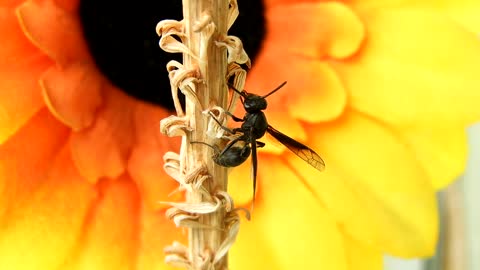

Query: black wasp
[203,82,325,201]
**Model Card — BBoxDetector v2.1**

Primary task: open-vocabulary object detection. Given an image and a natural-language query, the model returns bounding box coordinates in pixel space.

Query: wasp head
[243,93,267,112]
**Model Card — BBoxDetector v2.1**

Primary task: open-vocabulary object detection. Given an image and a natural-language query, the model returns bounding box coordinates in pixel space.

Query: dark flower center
[79,0,265,110]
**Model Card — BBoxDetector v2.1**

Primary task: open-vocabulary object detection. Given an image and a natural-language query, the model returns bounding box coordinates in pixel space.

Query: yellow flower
[0,0,479,270]
[228,0,480,268]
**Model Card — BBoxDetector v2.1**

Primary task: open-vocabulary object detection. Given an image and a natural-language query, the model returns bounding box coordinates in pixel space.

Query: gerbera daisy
[1,0,479,270]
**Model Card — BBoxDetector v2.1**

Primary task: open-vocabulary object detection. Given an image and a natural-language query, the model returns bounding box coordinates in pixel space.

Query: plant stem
[183,0,229,268]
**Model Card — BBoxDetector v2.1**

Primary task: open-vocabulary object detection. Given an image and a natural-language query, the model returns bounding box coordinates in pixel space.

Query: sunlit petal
[0,145,98,270]
[303,110,438,256]
[252,158,348,270]
[331,8,480,128]
[402,127,467,189]
[61,177,139,269]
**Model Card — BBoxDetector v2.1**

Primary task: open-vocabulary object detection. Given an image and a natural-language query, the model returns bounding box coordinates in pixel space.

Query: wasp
[201,82,325,201]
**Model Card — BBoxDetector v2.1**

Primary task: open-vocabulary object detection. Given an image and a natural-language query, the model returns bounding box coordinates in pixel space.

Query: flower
[228,0,480,269]
[1,1,480,270]
[0,0,184,269]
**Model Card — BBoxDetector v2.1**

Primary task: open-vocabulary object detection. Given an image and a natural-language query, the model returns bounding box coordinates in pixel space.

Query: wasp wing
[267,125,325,171]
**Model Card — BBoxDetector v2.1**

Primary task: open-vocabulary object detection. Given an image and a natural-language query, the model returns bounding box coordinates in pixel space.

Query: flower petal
[266,2,364,59]
[345,236,382,270]
[351,1,480,33]
[240,158,348,270]
[286,62,347,123]
[40,63,103,130]
[303,110,438,256]
[331,8,480,128]
[228,161,254,206]
[70,88,134,183]
[136,205,186,270]
[403,127,467,189]
[246,56,347,124]
[61,177,139,269]
[0,109,69,217]
[17,0,90,66]
[230,216,282,269]
[0,144,98,270]
[127,102,182,209]
[0,9,51,143]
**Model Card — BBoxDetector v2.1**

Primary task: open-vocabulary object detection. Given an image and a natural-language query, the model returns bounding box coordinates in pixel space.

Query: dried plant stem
[183,0,229,268]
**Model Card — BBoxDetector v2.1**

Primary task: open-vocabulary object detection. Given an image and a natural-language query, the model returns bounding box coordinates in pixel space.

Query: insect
[191,140,265,168]
[208,81,325,201]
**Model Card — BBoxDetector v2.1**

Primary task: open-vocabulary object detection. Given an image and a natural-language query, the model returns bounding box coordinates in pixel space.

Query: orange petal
[0,9,52,143]
[136,204,186,270]
[61,177,139,269]
[304,110,438,256]
[246,56,347,124]
[285,61,347,123]
[40,63,104,130]
[0,108,69,217]
[17,0,91,66]
[263,0,312,9]
[127,102,182,210]
[331,8,480,128]
[266,2,364,59]
[70,88,134,183]
[0,145,98,270]
[0,6,51,69]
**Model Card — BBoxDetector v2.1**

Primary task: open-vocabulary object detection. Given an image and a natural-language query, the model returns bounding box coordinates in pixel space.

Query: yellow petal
[331,9,480,128]
[233,157,349,270]
[403,127,467,189]
[136,204,186,270]
[344,236,382,270]
[351,0,480,33]
[0,145,98,270]
[61,177,139,270]
[304,110,438,256]
[228,160,254,206]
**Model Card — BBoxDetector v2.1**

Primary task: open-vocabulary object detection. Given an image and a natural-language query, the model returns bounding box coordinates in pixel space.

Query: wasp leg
[256,141,265,148]
[218,135,245,157]
[225,111,245,122]
[249,128,258,208]
[208,111,236,134]
[190,141,220,155]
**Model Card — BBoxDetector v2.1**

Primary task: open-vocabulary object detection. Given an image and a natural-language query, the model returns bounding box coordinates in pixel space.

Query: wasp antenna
[227,83,247,97]
[262,81,287,99]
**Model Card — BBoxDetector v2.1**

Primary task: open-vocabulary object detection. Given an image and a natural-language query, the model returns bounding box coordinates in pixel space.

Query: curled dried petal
[215,35,251,67]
